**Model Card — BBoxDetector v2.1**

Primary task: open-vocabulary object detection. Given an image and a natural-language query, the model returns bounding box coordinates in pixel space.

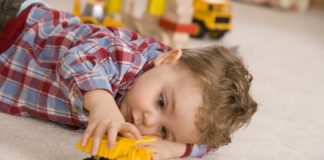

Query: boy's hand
[138,137,186,160]
[81,90,141,155]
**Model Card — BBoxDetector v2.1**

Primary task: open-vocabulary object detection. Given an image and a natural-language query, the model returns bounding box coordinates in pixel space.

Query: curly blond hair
[178,46,257,148]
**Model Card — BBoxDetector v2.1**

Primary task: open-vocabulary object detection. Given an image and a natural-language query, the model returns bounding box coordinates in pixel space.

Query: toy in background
[73,0,233,48]
[158,0,197,48]
[124,0,214,48]
[122,0,233,47]
[273,0,310,12]
[191,0,232,39]
[122,0,197,48]
[76,136,156,160]
[73,0,124,27]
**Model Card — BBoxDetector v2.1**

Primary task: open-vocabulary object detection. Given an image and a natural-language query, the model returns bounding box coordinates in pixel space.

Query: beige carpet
[1,1,324,159]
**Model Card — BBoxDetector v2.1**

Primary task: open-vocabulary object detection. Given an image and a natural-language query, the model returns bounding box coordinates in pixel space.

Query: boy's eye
[161,126,168,139]
[158,94,165,108]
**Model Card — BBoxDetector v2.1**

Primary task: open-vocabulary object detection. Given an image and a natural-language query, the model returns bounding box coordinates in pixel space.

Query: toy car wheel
[83,156,109,160]
[83,21,95,24]
[191,19,206,38]
[209,30,226,39]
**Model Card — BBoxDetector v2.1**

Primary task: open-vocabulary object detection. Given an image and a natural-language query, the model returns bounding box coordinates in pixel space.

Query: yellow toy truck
[73,0,124,27]
[191,0,232,39]
[76,136,156,160]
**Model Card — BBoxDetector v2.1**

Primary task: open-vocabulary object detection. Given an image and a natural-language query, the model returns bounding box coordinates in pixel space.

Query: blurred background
[0,0,323,160]
[43,0,324,49]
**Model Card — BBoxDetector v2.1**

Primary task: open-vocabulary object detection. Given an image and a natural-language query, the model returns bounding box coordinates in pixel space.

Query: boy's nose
[134,112,161,136]
[143,111,161,127]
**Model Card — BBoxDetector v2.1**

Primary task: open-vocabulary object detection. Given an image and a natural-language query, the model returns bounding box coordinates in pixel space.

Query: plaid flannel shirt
[0,5,169,128]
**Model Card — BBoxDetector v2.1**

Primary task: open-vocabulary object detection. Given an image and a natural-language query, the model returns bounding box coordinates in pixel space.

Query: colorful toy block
[158,17,197,34]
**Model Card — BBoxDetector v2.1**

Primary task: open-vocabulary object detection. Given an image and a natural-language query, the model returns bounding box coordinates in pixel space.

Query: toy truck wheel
[83,21,94,24]
[191,19,206,38]
[83,156,108,160]
[209,30,226,39]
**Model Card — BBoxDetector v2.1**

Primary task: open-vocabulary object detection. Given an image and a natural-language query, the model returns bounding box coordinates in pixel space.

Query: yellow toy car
[76,136,156,160]
[191,0,232,39]
[73,0,124,27]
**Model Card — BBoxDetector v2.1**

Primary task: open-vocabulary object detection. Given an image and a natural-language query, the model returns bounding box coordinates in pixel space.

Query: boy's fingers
[81,123,96,146]
[153,154,158,160]
[83,122,141,154]
[136,142,155,148]
[91,122,109,155]
[120,123,141,139]
[153,153,161,160]
[120,132,136,139]
[107,122,118,149]
[91,137,100,155]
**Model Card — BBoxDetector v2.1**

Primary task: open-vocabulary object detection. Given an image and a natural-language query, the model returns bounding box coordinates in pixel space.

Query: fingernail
[108,144,114,149]
[81,140,85,147]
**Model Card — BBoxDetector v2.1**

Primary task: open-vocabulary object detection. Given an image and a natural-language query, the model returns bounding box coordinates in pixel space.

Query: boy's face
[120,50,202,144]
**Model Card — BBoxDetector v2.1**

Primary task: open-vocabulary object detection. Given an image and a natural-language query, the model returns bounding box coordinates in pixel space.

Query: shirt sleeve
[181,144,212,158]
[55,27,135,112]
[56,39,114,114]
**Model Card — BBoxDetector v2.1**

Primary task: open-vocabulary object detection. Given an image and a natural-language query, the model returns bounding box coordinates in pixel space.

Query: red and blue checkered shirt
[0,5,170,128]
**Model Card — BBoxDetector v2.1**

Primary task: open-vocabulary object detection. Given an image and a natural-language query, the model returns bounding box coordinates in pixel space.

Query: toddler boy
[0,0,257,159]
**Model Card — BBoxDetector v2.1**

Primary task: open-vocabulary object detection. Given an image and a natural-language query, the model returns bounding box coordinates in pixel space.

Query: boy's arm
[137,138,186,159]
[56,37,146,154]
[138,139,211,159]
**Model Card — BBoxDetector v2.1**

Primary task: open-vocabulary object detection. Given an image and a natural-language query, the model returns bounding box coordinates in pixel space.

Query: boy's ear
[154,49,183,66]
